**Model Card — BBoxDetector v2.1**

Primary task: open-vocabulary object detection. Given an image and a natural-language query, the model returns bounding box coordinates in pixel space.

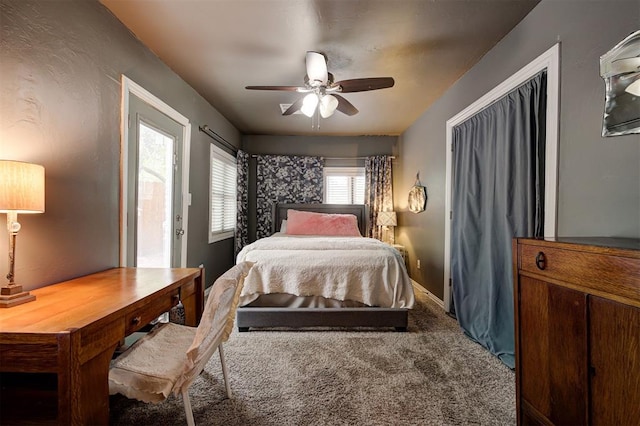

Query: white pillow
[280,220,287,233]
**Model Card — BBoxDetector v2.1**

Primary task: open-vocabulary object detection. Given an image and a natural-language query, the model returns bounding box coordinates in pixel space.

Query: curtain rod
[199,125,238,154]
[250,155,396,160]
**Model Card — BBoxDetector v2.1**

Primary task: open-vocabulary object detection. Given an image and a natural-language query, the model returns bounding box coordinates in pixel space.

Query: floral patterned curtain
[255,155,324,239]
[365,155,394,242]
[234,149,249,255]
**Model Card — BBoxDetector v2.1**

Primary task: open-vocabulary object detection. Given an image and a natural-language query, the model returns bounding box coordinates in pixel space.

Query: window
[323,167,365,204]
[209,144,236,243]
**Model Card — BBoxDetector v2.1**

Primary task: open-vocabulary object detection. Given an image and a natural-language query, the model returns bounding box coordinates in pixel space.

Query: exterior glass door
[127,95,184,267]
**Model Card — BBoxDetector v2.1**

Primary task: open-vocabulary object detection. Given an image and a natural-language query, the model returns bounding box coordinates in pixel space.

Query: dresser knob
[535,252,546,270]
[131,316,141,325]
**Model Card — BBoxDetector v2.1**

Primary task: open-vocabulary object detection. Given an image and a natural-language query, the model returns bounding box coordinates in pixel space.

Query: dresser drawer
[125,290,180,334]
[519,243,640,303]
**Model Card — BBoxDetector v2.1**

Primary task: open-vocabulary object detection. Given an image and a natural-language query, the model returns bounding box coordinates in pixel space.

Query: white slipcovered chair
[109,262,254,426]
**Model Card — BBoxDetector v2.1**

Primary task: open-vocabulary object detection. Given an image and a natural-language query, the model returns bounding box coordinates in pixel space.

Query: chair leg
[182,389,195,426]
[218,344,232,398]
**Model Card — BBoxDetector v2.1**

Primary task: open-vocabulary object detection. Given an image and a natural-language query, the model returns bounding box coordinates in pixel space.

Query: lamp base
[0,284,36,308]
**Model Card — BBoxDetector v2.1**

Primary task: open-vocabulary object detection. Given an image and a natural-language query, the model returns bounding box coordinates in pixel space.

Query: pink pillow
[286,210,362,236]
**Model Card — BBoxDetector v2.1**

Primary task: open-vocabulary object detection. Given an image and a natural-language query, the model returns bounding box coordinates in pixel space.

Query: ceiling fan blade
[334,94,359,116]
[334,77,395,93]
[245,85,302,91]
[283,97,305,115]
[306,51,328,85]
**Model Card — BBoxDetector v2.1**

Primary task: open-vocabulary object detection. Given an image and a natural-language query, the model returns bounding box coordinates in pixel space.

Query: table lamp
[376,211,397,244]
[0,160,45,308]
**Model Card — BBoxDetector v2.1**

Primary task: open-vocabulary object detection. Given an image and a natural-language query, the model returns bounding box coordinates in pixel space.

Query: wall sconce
[0,160,45,308]
[376,211,397,245]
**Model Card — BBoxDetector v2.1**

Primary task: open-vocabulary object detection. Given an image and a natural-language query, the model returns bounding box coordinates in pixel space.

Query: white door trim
[443,43,560,312]
[120,75,192,267]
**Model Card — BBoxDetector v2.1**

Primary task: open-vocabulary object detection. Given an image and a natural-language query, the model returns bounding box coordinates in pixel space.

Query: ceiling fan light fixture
[246,51,394,119]
[301,93,319,117]
[319,94,339,118]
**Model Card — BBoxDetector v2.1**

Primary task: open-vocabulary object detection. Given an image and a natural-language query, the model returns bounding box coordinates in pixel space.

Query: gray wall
[243,135,398,241]
[0,0,240,290]
[398,0,640,299]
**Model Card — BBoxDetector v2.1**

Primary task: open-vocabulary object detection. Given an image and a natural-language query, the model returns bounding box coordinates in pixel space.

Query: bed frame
[236,203,409,332]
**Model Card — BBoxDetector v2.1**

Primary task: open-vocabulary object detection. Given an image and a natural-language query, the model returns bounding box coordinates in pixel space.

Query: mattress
[236,233,415,309]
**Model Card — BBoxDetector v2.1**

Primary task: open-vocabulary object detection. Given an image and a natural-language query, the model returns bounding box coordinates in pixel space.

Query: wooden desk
[0,267,204,425]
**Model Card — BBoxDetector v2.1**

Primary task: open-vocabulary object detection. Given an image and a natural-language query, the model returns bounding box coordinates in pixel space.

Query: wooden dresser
[512,237,640,426]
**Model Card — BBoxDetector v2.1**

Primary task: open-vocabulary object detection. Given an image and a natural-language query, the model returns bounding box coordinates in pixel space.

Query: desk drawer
[179,279,196,299]
[125,290,180,335]
[520,243,640,302]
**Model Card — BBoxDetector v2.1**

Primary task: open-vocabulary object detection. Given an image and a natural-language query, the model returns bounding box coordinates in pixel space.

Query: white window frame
[208,143,236,243]
[323,166,365,204]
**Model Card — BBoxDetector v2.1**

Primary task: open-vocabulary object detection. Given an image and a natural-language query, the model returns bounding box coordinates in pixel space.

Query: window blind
[324,167,365,204]
[209,144,236,243]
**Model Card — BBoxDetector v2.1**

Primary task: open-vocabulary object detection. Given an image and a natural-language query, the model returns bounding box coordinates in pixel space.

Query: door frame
[443,43,560,313]
[119,75,192,267]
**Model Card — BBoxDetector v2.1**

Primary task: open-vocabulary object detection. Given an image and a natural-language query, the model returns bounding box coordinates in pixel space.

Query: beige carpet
[110,288,515,425]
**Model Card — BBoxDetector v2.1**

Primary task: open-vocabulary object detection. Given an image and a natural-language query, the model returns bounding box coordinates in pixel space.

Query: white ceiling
[100,0,539,136]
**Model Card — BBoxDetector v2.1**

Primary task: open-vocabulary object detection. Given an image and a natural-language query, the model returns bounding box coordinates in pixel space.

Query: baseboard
[411,279,445,310]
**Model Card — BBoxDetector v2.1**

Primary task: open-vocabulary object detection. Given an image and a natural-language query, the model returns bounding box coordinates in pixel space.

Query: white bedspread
[236,234,415,308]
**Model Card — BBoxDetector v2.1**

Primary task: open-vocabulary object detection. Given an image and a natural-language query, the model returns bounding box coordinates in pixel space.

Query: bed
[235,203,415,331]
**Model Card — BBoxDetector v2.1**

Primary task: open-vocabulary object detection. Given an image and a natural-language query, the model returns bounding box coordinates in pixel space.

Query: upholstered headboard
[272,203,368,236]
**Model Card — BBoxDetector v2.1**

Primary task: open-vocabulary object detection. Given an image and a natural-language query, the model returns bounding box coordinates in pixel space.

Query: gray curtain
[451,71,547,368]
[234,149,249,256]
[255,155,324,239]
[365,155,394,242]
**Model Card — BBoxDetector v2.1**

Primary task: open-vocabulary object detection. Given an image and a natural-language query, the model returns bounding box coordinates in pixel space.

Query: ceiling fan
[245,51,394,118]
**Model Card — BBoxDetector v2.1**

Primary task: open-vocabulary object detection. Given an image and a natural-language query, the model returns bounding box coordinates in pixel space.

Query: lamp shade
[0,160,45,213]
[376,211,397,227]
[319,94,339,118]
[301,93,319,117]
